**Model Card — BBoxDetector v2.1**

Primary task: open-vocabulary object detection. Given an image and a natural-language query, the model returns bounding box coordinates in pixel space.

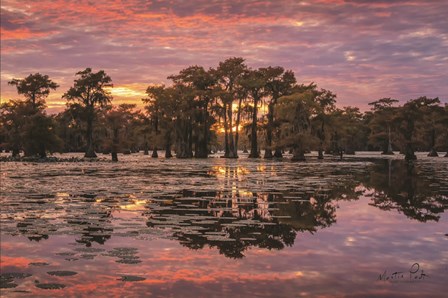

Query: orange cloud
[0,28,53,40]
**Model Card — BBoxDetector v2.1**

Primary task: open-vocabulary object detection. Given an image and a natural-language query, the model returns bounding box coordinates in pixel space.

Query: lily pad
[74,247,105,253]
[116,259,142,264]
[36,283,66,289]
[47,271,78,277]
[118,275,146,282]
[29,262,50,266]
[56,252,76,256]
[0,282,18,288]
[1,273,32,279]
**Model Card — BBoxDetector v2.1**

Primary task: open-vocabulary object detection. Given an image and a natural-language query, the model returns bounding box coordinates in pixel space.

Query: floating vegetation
[74,247,105,253]
[0,273,32,279]
[116,259,142,264]
[0,281,18,289]
[102,247,142,264]
[56,252,76,256]
[0,273,32,289]
[35,283,66,289]
[80,254,96,259]
[29,262,50,266]
[47,271,78,276]
[0,153,447,294]
[118,275,146,282]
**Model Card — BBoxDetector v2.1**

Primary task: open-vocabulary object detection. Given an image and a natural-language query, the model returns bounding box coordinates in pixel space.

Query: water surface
[1,152,447,297]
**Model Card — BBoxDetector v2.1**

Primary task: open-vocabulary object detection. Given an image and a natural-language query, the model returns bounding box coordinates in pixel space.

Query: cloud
[1,0,447,111]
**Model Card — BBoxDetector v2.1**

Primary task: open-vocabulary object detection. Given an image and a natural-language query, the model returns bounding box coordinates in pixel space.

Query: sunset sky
[1,0,447,113]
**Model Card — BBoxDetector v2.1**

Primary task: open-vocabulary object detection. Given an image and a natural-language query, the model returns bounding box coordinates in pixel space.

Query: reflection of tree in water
[16,217,49,242]
[13,195,60,242]
[363,160,448,222]
[12,193,115,246]
[67,195,115,247]
[145,184,358,258]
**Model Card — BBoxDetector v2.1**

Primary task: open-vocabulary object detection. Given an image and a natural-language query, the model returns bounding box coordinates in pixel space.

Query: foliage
[1,73,61,157]
[275,90,316,161]
[2,60,447,161]
[63,68,113,158]
[8,73,59,108]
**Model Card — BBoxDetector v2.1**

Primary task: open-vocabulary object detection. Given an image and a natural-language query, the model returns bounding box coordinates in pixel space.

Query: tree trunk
[143,134,149,155]
[234,97,244,158]
[85,116,97,158]
[227,104,237,158]
[165,128,173,158]
[111,128,119,161]
[249,98,260,158]
[291,147,306,161]
[39,144,46,159]
[274,148,283,158]
[176,119,193,158]
[444,137,448,157]
[152,145,158,158]
[317,119,325,159]
[165,147,172,158]
[345,137,355,155]
[331,132,339,156]
[318,141,324,160]
[404,118,416,161]
[223,102,229,158]
[264,149,272,159]
[111,152,118,162]
[382,125,394,155]
[195,107,209,158]
[427,128,438,157]
[428,148,438,157]
[187,122,193,157]
[12,147,20,158]
[405,142,417,161]
[264,103,274,159]
[203,105,209,158]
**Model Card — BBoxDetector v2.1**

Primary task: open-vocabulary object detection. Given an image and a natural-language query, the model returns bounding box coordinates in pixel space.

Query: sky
[1,0,447,113]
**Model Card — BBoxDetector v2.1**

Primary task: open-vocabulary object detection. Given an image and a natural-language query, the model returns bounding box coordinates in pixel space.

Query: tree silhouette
[3,59,447,159]
[215,57,248,158]
[63,68,113,158]
[395,97,440,161]
[368,98,399,154]
[262,67,296,158]
[275,89,316,161]
[8,73,59,110]
[1,73,60,157]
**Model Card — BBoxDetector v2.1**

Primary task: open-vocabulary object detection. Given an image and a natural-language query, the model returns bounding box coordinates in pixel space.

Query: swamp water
[0,152,447,297]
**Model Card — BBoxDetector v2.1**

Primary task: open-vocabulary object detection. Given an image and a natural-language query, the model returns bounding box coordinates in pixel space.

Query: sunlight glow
[119,199,147,211]
[106,86,146,98]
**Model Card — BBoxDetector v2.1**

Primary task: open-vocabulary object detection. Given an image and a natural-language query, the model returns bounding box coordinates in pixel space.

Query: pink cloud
[1,0,447,111]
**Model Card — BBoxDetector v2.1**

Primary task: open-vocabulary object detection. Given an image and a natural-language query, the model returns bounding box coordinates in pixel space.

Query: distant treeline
[1,57,447,161]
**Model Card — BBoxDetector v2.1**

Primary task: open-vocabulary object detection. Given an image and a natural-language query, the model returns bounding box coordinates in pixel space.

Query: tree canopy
[1,60,447,161]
